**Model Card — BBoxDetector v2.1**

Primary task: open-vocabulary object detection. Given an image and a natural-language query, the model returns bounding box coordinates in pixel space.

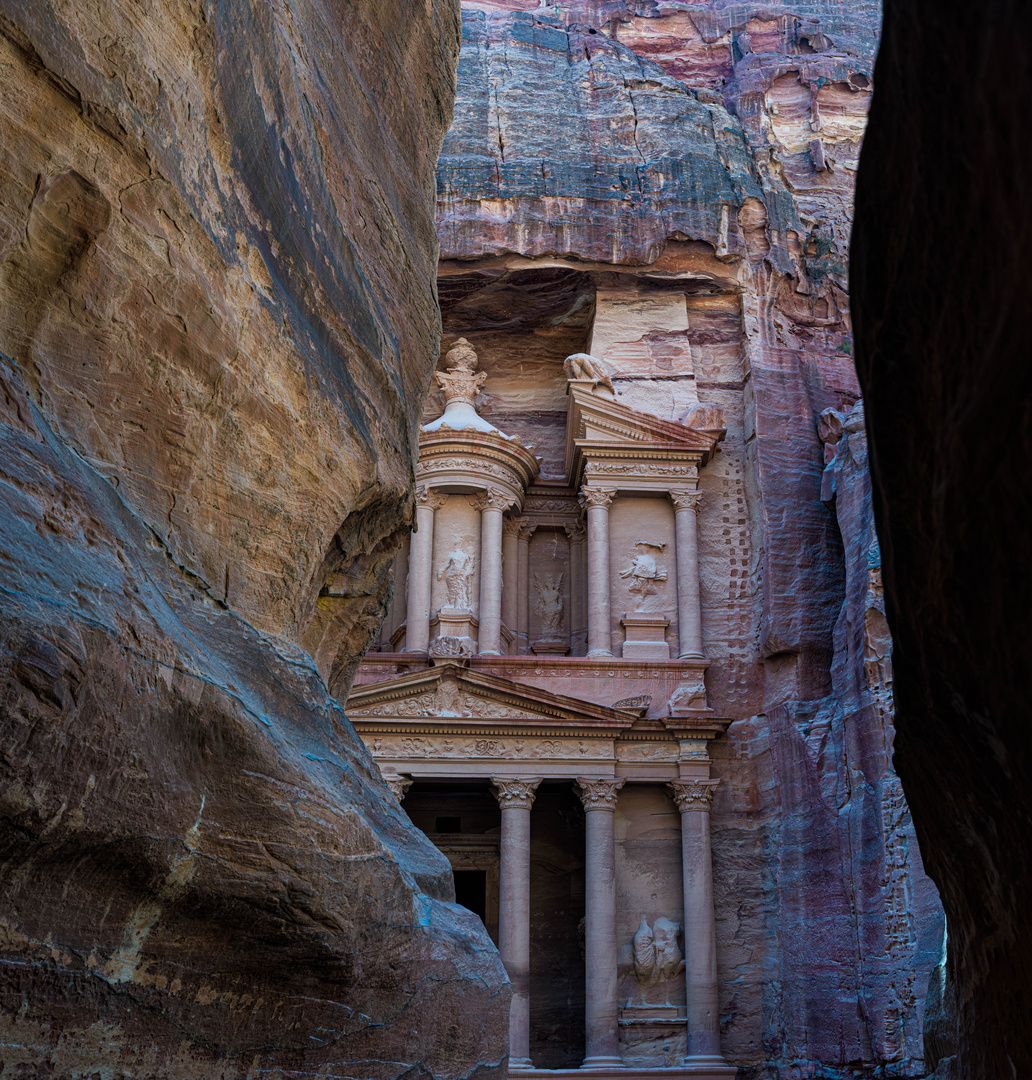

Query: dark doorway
[453,869,487,923]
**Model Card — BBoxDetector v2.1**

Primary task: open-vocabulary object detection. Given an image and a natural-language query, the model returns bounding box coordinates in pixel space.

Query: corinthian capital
[564,521,587,544]
[667,778,720,813]
[415,485,448,511]
[471,489,510,513]
[579,486,616,510]
[670,490,703,513]
[575,776,625,811]
[491,776,542,810]
[503,515,523,537]
[383,773,413,802]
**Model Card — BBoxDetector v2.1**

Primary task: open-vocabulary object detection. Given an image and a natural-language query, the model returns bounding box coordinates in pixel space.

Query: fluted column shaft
[581,487,615,658]
[671,490,704,659]
[476,492,506,655]
[576,777,626,1069]
[493,777,542,1070]
[668,778,724,1063]
[405,488,446,653]
[502,518,521,653]
[517,522,536,655]
[565,522,588,656]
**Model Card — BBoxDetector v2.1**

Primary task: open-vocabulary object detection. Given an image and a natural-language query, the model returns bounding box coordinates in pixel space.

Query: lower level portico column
[668,778,724,1064]
[492,776,542,1070]
[671,490,704,659]
[575,777,626,1070]
[580,487,615,658]
[405,487,447,653]
[475,491,507,655]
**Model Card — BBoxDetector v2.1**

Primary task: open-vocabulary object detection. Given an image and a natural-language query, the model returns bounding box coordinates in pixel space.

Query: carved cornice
[415,486,448,511]
[575,776,625,810]
[383,773,413,801]
[667,778,720,813]
[491,776,542,809]
[579,486,616,510]
[670,490,703,512]
[564,521,587,544]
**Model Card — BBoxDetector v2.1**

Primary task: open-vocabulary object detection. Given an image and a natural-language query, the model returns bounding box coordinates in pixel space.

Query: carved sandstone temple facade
[349,339,735,1079]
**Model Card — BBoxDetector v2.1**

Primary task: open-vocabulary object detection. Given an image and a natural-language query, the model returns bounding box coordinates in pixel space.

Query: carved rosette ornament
[415,485,449,511]
[667,778,720,813]
[579,486,616,510]
[670,490,703,513]
[575,776,626,811]
[383,773,413,802]
[491,776,542,810]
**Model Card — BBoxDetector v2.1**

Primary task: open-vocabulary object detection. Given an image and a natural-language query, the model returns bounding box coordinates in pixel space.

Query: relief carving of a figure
[620,541,668,607]
[632,916,685,992]
[437,548,474,609]
[534,572,566,635]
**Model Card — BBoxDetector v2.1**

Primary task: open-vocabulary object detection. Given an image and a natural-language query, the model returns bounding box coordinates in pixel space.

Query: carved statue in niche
[564,352,615,393]
[632,916,685,993]
[620,541,668,607]
[437,549,474,609]
[534,572,566,635]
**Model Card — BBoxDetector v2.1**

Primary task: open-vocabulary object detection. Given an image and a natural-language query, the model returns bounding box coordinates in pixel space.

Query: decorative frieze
[366,734,613,761]
[575,776,625,810]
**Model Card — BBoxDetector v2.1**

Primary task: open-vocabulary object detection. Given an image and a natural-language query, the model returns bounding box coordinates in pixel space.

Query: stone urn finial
[423,337,499,434]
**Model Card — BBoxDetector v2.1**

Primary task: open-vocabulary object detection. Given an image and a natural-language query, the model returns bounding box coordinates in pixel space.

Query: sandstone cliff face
[852,0,1032,1076]
[437,4,943,1075]
[0,2,510,1076]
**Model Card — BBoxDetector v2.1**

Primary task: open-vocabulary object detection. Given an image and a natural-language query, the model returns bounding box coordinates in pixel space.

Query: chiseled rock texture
[438,3,943,1076]
[0,2,510,1077]
[853,0,1032,1076]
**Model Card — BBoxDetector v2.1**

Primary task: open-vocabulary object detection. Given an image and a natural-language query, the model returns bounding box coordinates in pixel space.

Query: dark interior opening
[453,869,487,923]
[436,815,461,833]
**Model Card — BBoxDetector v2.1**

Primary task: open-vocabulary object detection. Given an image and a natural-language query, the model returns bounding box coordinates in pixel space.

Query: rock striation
[433,3,944,1076]
[0,1,510,1077]
[852,0,1032,1076]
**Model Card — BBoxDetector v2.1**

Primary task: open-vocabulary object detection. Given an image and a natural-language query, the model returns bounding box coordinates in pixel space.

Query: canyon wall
[436,3,943,1076]
[852,0,1032,1076]
[0,2,511,1077]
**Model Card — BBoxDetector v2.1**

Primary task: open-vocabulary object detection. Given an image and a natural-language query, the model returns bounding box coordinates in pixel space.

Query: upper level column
[668,777,725,1065]
[405,486,447,653]
[565,520,588,656]
[671,490,704,659]
[580,486,616,658]
[474,490,508,655]
[516,521,537,654]
[502,516,521,653]
[492,776,542,1070]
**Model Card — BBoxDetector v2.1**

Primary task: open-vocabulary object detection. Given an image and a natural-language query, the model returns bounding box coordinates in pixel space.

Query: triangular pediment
[346,663,635,729]
[564,385,722,480]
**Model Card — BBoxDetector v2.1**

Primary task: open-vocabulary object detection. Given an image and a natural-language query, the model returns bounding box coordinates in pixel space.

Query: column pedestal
[576,777,626,1070]
[668,778,725,1066]
[493,777,542,1070]
[581,487,615,658]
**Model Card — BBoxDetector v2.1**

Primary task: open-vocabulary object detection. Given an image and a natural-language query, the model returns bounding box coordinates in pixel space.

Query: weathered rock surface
[437,4,943,1076]
[852,0,1032,1076]
[0,2,510,1076]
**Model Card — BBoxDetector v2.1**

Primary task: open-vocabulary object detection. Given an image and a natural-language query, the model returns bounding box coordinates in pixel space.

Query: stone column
[516,521,537,655]
[580,487,616,658]
[405,487,447,653]
[575,776,626,1070]
[565,521,588,656]
[475,490,507,656]
[492,776,542,1070]
[668,778,724,1064]
[671,490,704,659]
[502,517,521,653]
